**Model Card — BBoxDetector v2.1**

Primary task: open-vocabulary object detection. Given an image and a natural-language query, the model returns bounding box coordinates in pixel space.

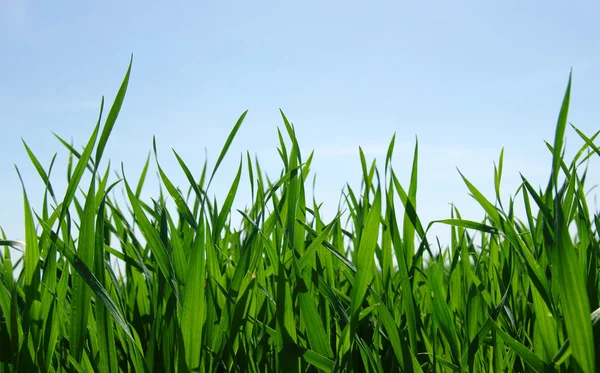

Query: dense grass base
[1,61,600,372]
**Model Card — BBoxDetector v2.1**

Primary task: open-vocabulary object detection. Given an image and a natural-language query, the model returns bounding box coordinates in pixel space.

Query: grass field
[1,60,600,372]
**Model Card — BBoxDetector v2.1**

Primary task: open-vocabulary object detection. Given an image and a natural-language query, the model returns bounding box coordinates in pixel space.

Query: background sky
[1,0,599,252]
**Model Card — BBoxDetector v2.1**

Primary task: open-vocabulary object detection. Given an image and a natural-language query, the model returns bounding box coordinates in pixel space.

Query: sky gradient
[1,0,599,248]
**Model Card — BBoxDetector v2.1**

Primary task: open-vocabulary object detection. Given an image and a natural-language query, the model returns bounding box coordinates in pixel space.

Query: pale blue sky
[1,1,599,247]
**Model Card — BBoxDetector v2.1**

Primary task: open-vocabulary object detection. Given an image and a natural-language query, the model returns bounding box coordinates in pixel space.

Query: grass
[1,59,600,372]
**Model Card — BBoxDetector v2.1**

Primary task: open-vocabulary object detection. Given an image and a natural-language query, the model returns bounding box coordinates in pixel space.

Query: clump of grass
[1,60,599,373]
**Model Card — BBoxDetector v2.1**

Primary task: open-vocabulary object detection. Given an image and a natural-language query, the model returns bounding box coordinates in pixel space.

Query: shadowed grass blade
[69,174,97,363]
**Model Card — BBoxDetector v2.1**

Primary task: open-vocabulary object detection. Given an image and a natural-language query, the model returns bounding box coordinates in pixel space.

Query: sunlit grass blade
[56,120,100,232]
[429,263,463,372]
[69,173,97,363]
[215,157,243,238]
[15,167,40,308]
[156,161,197,230]
[22,141,57,203]
[209,110,247,184]
[403,138,419,261]
[548,70,572,194]
[94,193,119,373]
[552,189,595,372]
[135,152,151,198]
[122,174,178,301]
[349,184,381,335]
[297,272,334,359]
[430,219,499,235]
[95,55,133,165]
[180,221,207,372]
[41,222,136,344]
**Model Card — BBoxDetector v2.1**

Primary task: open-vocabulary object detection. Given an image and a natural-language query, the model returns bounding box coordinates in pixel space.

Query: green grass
[1,60,600,372]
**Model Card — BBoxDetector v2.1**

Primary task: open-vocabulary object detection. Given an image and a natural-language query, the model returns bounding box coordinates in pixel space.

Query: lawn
[1,60,599,372]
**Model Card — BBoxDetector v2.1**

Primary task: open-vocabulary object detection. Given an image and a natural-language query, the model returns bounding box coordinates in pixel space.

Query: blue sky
[1,0,599,248]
